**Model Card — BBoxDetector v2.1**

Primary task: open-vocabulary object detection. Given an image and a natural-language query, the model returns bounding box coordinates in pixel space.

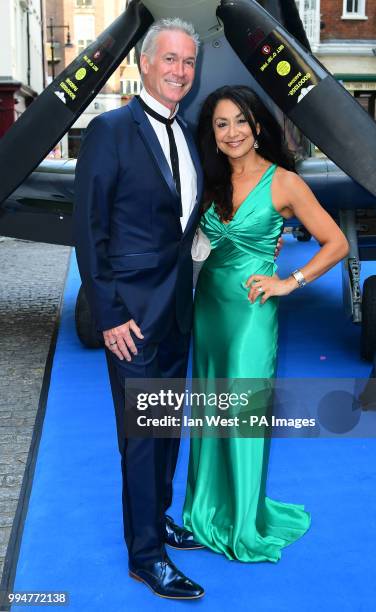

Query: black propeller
[218,0,376,197]
[0,0,153,204]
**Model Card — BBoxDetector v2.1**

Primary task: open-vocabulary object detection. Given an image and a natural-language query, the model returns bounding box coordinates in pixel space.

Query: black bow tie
[138,97,182,215]
[138,97,175,125]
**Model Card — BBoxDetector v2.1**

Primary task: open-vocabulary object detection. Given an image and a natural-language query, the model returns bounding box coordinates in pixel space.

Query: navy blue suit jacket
[73,97,203,341]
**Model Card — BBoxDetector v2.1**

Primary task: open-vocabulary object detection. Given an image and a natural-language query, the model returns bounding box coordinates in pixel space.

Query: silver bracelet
[291,269,307,288]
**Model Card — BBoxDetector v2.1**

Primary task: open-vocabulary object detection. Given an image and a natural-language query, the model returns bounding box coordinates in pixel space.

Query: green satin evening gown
[183,164,311,562]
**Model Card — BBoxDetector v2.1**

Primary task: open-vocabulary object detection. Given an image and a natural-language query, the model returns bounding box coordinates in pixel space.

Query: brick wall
[321,0,376,39]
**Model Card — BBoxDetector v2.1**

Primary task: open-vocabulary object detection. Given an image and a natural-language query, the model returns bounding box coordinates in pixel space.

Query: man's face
[140,30,197,112]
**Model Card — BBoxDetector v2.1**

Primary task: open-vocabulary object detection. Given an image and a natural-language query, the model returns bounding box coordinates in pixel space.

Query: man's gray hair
[141,17,200,60]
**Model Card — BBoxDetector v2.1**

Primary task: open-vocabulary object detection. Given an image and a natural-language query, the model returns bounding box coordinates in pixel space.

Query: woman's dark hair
[198,85,295,222]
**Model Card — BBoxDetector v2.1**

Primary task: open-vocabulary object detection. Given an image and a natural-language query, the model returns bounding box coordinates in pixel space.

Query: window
[76,0,93,6]
[126,49,137,66]
[122,79,141,95]
[75,14,95,53]
[77,39,94,54]
[295,0,320,46]
[68,128,86,158]
[46,41,61,63]
[354,91,376,120]
[342,0,367,18]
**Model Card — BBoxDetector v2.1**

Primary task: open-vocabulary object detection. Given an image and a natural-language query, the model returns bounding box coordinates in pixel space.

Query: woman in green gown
[183,86,349,563]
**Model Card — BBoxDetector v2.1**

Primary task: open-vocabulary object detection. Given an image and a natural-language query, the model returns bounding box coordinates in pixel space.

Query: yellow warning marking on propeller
[75,68,87,81]
[277,61,291,76]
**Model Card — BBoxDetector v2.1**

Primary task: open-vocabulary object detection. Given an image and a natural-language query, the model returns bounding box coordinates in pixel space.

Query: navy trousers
[105,321,190,566]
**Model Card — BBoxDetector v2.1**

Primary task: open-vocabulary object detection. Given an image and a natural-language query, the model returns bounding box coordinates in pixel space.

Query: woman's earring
[216,146,219,154]
[254,140,259,149]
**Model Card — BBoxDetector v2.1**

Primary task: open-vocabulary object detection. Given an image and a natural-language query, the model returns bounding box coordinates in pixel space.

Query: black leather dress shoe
[129,556,205,599]
[165,515,205,550]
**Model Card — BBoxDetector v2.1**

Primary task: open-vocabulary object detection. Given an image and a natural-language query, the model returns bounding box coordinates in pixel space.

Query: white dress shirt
[139,88,197,231]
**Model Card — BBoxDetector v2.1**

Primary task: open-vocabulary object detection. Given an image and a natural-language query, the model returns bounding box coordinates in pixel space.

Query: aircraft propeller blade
[218,0,376,197]
[0,0,153,204]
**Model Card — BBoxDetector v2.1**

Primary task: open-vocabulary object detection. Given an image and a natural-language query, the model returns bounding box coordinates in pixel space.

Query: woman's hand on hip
[245,274,297,304]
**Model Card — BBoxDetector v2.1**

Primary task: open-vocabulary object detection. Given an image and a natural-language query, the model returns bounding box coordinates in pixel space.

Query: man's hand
[274,236,283,260]
[103,320,144,361]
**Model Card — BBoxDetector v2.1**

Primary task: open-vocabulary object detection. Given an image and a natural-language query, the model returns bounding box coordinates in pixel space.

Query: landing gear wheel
[75,285,104,349]
[361,275,376,362]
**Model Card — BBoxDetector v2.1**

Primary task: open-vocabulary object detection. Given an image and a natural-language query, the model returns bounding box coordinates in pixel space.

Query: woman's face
[212,98,259,161]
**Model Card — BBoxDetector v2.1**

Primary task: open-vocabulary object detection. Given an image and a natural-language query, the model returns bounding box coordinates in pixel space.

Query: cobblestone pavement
[0,237,71,581]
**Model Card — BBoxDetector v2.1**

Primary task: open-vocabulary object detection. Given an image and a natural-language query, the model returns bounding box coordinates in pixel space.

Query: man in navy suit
[74,18,205,600]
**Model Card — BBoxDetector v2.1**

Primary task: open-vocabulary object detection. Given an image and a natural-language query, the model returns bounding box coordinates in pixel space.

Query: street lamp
[48,17,74,80]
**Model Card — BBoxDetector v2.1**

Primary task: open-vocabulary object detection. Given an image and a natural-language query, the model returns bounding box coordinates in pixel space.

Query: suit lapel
[128,97,179,202]
[177,118,204,236]
[127,97,203,236]
[177,118,204,203]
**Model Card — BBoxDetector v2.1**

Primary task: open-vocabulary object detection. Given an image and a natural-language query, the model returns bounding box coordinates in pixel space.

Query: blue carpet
[12,237,376,611]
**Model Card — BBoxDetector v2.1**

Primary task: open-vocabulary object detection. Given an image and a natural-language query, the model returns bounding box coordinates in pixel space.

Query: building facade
[46,0,141,156]
[296,0,376,118]
[0,0,46,137]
